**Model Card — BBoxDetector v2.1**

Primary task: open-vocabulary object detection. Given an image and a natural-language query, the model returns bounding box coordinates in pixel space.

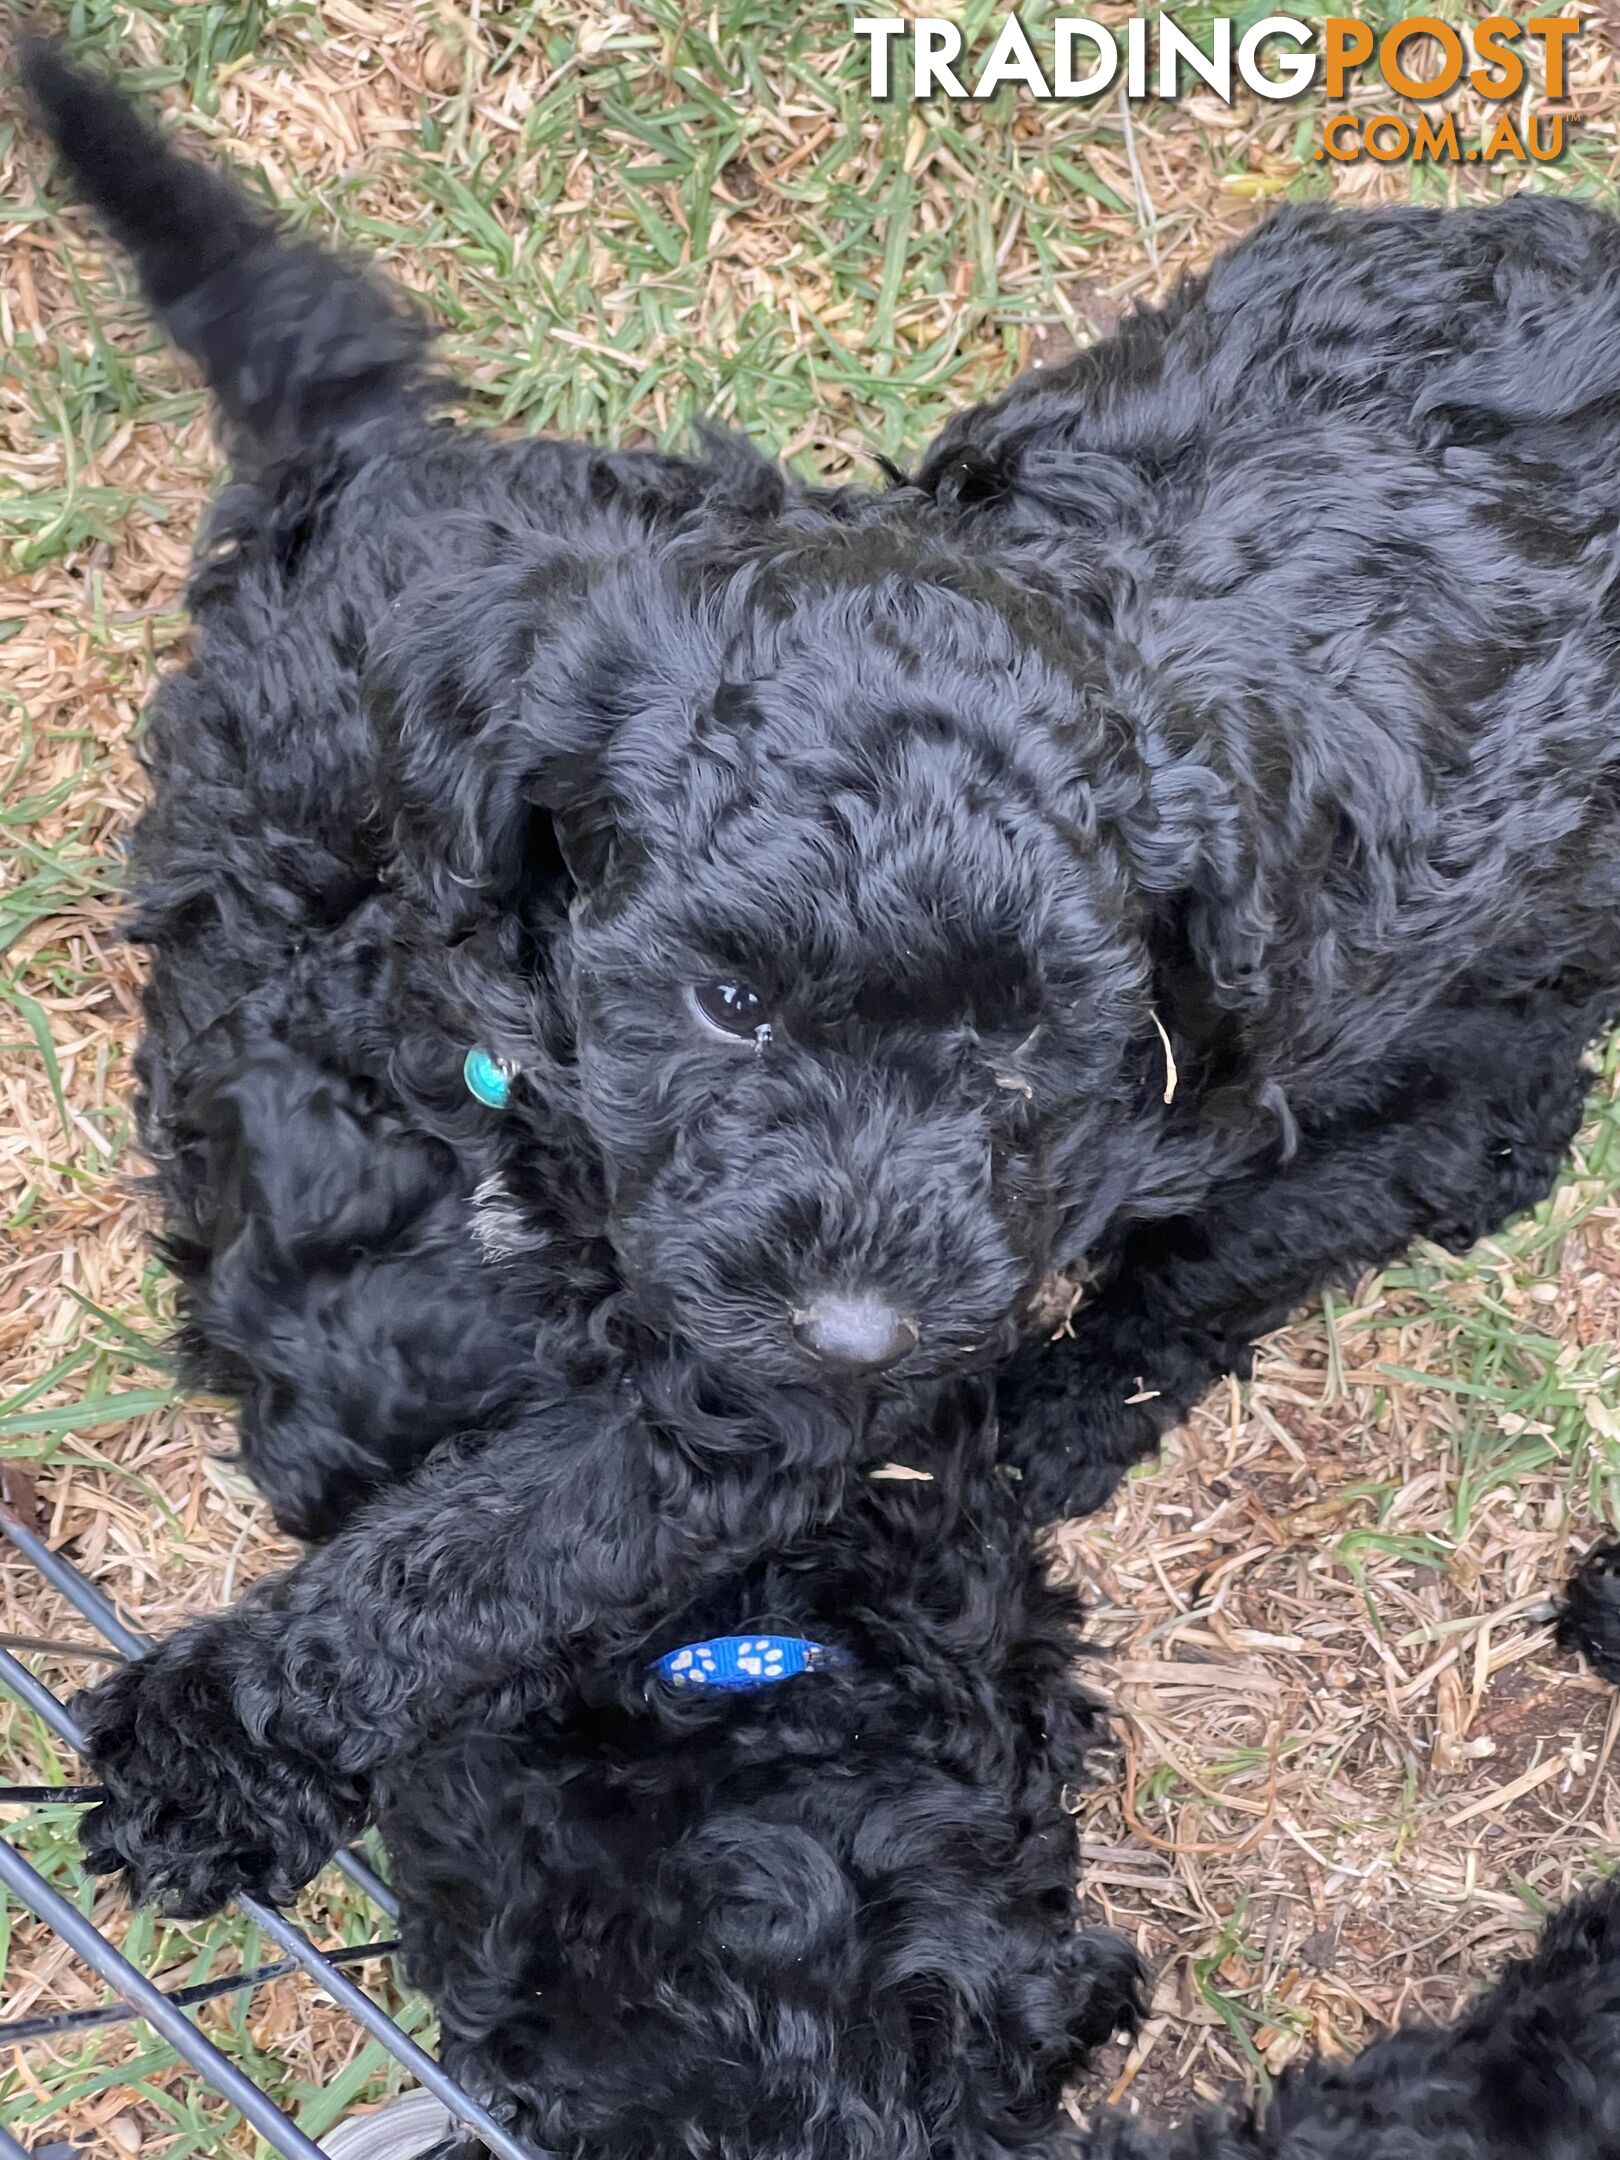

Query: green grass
[2,1776,425,2155]
[2,0,1617,2148]
[1346,1032,1620,1541]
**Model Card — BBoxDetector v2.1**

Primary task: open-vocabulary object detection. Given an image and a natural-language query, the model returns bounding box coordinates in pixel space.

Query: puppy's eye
[688,980,770,1042]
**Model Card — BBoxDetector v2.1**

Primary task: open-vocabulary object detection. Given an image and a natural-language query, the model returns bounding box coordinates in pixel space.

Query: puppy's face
[384,522,1200,1384]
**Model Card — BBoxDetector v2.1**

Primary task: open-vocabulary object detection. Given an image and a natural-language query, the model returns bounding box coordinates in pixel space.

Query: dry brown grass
[2,3,1618,2149]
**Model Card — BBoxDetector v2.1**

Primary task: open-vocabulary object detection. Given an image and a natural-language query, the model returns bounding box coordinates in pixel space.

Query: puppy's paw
[75,1644,364,1918]
[1557,1541,1620,1688]
[1061,1927,1146,2053]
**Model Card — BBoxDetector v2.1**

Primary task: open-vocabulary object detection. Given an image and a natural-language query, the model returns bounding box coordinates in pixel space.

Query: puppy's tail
[18,40,437,466]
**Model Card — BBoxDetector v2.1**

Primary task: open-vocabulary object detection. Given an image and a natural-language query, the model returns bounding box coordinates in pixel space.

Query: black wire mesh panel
[0,1510,549,2160]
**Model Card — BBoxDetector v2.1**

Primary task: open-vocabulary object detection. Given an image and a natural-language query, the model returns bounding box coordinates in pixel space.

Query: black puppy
[23,48,1620,1549]
[381,1403,1141,2160]
[19,51,1620,1909]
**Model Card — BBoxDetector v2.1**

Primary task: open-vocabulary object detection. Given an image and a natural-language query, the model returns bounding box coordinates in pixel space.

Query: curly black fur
[73,1348,888,1915]
[1074,1874,1620,2160]
[23,46,1620,1540]
[18,48,1620,1924]
[1557,1540,1620,1687]
[380,1404,1142,2160]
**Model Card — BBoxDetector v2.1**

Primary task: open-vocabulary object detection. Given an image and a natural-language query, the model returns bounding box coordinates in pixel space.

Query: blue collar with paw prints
[647,1634,853,1694]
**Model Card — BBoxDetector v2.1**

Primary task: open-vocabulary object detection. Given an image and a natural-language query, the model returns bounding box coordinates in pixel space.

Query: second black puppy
[382,1410,1140,2160]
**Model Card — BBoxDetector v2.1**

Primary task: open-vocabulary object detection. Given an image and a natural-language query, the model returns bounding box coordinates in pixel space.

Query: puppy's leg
[1002,1014,1594,1520]
[73,1403,848,1916]
[1558,1541,1620,1686]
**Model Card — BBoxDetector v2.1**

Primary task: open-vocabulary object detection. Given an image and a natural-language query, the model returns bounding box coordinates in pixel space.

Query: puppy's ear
[370,535,617,936]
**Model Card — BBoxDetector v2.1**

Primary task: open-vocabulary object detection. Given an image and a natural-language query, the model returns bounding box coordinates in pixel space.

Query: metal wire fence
[0,1510,548,2160]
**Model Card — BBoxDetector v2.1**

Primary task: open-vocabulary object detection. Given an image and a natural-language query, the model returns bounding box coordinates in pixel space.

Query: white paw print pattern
[650,1634,837,1692]
[735,1638,789,1680]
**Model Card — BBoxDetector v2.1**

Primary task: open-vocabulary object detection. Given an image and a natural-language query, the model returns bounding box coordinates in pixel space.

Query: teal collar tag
[464,1046,517,1109]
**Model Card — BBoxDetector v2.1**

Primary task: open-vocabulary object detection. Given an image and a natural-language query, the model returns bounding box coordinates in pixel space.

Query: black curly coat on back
[1558,1540,1620,1687]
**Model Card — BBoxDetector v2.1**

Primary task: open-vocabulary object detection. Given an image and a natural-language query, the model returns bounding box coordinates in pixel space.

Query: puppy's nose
[791,1294,919,1374]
